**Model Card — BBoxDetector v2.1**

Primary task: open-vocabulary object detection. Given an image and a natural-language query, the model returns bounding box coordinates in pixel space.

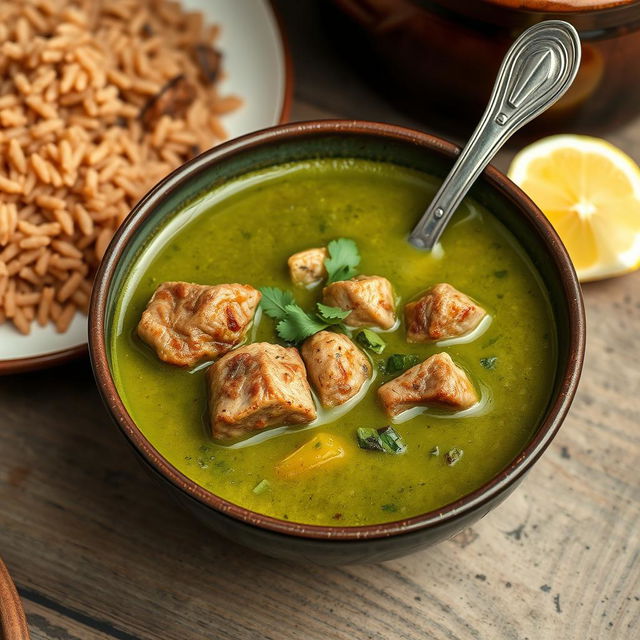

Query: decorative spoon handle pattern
[409,20,581,250]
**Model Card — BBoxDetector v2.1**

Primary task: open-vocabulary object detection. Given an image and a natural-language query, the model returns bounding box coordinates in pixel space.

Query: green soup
[110,158,556,526]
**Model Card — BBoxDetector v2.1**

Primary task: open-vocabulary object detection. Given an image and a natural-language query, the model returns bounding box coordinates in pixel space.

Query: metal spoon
[409,20,581,250]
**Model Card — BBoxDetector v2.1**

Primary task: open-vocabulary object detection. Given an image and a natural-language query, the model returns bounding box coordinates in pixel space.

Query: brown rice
[0,0,242,336]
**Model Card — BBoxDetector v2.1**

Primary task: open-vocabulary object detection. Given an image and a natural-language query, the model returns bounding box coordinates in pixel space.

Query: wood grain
[1,2,639,638]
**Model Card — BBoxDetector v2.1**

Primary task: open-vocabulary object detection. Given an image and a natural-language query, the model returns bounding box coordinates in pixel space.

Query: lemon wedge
[508,135,640,282]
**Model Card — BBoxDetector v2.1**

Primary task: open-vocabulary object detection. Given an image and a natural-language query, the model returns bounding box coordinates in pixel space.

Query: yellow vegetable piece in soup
[275,433,347,480]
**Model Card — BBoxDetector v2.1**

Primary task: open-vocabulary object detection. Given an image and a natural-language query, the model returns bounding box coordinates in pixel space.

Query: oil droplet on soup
[110,159,556,526]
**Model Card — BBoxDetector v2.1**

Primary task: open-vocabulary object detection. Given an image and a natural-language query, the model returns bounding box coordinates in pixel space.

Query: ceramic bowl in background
[326,0,640,141]
[89,121,585,564]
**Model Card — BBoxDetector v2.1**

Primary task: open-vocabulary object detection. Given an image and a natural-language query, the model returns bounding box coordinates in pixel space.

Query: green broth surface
[110,159,556,526]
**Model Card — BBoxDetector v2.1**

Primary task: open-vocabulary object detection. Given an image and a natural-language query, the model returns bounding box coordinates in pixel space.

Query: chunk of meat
[288,247,328,287]
[378,352,477,417]
[208,342,317,439]
[405,283,486,342]
[322,275,395,329]
[137,282,260,367]
[301,331,371,407]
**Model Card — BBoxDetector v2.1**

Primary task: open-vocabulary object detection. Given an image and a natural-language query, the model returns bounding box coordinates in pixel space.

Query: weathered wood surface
[1,3,639,639]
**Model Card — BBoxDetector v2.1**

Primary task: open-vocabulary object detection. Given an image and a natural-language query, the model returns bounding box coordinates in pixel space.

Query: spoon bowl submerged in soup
[109,157,557,528]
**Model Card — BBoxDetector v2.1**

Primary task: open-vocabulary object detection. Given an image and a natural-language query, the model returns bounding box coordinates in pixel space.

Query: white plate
[0,0,291,373]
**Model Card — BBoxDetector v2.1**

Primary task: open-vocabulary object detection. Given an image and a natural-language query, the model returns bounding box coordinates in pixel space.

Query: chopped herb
[314,441,322,449]
[260,287,352,343]
[258,286,295,321]
[386,353,421,374]
[356,427,384,452]
[276,304,328,343]
[381,503,398,512]
[316,302,350,324]
[355,329,386,354]
[378,426,407,454]
[324,238,360,284]
[252,479,270,495]
[356,425,406,454]
[494,269,508,278]
[445,447,464,466]
[430,446,440,457]
[328,324,348,336]
[480,356,498,370]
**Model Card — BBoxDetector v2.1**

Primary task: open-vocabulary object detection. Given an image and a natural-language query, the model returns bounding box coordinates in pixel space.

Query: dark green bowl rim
[89,120,586,541]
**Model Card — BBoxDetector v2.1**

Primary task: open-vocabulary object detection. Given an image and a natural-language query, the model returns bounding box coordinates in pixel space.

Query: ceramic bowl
[89,121,585,564]
[326,0,640,140]
[0,558,29,640]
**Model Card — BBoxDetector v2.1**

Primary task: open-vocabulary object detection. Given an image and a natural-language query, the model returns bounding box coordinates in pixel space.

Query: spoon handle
[409,20,581,250]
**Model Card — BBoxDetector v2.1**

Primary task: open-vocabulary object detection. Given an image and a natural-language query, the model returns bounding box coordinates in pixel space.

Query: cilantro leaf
[316,302,350,324]
[258,286,295,321]
[355,329,386,354]
[276,304,328,343]
[385,353,421,374]
[324,238,360,284]
[259,288,351,344]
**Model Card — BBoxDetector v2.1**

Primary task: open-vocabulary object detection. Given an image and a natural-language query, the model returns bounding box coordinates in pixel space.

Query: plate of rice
[0,0,292,373]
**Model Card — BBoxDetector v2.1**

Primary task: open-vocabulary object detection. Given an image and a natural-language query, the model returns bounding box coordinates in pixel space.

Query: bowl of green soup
[89,121,585,564]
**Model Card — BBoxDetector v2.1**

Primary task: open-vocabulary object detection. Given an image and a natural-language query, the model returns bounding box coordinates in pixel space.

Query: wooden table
[2,3,639,638]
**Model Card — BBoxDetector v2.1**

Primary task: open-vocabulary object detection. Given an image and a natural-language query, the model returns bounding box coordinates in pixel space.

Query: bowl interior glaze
[91,121,585,544]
